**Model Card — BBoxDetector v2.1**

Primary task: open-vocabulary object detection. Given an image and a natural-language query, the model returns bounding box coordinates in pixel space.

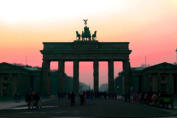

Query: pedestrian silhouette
[70,91,75,106]
[80,92,85,105]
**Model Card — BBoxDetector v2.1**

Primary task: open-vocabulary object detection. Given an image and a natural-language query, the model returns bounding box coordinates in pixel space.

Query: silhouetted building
[99,83,108,92]
[115,62,177,95]
[50,70,90,94]
[0,62,40,97]
[50,70,73,94]
[0,62,91,97]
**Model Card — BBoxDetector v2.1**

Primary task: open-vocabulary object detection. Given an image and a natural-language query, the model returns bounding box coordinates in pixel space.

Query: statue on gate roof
[92,31,97,40]
[75,19,97,41]
[76,31,81,40]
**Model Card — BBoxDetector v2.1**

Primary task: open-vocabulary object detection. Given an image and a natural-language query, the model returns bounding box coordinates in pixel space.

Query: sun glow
[0,0,177,86]
[0,0,129,24]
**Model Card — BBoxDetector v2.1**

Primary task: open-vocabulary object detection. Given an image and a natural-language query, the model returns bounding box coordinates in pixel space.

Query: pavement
[0,97,50,110]
[173,97,177,109]
[0,100,26,110]
[0,97,177,118]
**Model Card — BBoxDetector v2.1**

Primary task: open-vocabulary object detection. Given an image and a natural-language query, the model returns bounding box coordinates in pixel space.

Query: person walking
[70,92,75,106]
[32,92,41,109]
[25,92,32,109]
[80,92,85,105]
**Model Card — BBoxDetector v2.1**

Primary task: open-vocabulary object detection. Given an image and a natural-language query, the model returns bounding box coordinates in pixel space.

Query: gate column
[108,60,114,93]
[94,60,99,92]
[41,60,50,96]
[58,60,65,93]
[122,59,131,98]
[73,60,79,94]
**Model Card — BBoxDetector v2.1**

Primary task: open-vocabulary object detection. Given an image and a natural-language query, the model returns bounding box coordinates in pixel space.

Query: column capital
[57,59,65,62]
[43,59,51,63]
[108,59,114,62]
[94,59,99,62]
[74,59,79,61]
[122,58,130,62]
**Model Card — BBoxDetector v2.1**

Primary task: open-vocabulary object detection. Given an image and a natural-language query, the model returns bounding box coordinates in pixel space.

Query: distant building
[0,62,40,97]
[50,70,73,94]
[99,83,108,92]
[115,62,177,95]
[0,62,90,97]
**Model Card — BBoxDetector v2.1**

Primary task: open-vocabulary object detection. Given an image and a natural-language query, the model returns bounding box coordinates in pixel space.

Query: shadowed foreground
[0,97,176,118]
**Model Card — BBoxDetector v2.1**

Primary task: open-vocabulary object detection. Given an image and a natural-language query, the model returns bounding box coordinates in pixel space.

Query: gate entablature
[41,42,131,61]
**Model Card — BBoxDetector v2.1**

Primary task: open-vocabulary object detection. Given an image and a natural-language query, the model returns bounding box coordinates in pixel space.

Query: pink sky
[0,0,177,87]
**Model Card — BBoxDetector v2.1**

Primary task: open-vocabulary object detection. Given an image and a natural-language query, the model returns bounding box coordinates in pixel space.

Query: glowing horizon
[0,0,177,87]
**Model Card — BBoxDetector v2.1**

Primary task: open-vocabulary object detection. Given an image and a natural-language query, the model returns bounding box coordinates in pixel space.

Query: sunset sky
[0,0,177,87]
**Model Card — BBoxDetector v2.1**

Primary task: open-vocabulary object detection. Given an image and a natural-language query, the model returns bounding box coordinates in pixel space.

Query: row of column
[142,73,174,94]
[156,73,174,94]
[41,59,130,95]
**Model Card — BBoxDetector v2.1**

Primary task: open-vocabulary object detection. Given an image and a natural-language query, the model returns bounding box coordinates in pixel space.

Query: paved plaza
[0,97,177,118]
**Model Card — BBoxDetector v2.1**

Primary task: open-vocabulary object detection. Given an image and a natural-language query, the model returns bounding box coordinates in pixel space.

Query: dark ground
[0,97,176,118]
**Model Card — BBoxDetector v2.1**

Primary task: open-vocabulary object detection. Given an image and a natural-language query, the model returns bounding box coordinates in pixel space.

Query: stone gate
[40,20,132,95]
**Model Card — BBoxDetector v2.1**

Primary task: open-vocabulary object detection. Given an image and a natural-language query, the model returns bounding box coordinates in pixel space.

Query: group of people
[25,91,41,109]
[128,92,174,108]
[23,90,174,109]
[57,92,86,106]
[57,91,119,106]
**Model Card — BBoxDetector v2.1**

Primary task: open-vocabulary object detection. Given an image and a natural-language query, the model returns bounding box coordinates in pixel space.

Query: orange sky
[0,0,177,87]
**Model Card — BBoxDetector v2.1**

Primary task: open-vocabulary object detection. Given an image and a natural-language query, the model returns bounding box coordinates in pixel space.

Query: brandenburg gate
[40,20,131,95]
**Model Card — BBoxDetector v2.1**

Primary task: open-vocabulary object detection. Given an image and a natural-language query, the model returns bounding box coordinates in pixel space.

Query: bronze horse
[92,31,97,40]
[81,27,91,40]
[76,31,81,40]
